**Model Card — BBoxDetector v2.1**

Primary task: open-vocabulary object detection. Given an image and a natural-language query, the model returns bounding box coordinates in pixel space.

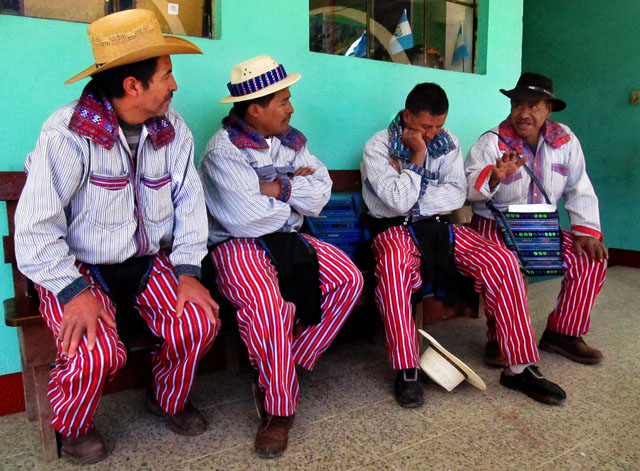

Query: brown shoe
[60,429,109,465]
[147,392,207,436]
[484,340,507,367]
[539,329,603,365]
[254,414,294,459]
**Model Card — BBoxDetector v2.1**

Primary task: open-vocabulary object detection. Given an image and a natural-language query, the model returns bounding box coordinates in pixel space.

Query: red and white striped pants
[210,234,363,417]
[36,252,220,438]
[472,216,607,336]
[372,224,539,370]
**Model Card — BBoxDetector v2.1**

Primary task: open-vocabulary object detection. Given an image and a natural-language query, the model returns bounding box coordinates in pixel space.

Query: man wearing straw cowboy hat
[466,73,607,366]
[14,9,220,464]
[199,55,363,458]
[361,82,565,408]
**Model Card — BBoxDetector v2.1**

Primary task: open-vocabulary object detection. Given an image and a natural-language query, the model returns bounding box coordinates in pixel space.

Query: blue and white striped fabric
[389,9,414,55]
[14,101,209,302]
[465,124,602,239]
[360,129,467,218]
[198,128,332,245]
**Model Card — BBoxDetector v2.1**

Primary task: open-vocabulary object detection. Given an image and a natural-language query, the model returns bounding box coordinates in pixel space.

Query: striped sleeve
[416,140,467,215]
[166,119,208,276]
[286,145,332,217]
[199,141,292,238]
[465,130,502,201]
[362,131,423,214]
[14,127,88,301]
[561,132,602,239]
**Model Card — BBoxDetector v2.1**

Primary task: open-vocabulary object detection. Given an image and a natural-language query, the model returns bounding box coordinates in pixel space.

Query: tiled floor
[1,266,639,470]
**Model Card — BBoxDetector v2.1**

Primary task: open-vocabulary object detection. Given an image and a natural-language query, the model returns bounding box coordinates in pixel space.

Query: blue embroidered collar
[222,112,307,152]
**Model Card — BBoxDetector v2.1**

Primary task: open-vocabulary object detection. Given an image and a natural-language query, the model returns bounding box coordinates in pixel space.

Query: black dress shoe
[500,366,566,405]
[394,368,424,408]
[539,329,603,365]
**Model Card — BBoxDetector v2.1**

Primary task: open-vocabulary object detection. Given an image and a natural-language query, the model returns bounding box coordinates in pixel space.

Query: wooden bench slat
[0,171,27,202]
[4,297,41,327]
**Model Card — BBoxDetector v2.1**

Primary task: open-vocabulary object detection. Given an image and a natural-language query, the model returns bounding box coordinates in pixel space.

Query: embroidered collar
[222,112,307,152]
[387,111,456,161]
[68,82,175,151]
[497,118,570,155]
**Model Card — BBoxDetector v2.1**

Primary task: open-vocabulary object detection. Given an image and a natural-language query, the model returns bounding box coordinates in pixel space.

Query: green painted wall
[0,0,523,376]
[523,0,640,251]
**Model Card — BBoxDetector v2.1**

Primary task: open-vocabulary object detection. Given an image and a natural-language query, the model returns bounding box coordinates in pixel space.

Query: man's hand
[488,151,528,190]
[59,290,116,359]
[292,166,314,177]
[259,181,282,198]
[573,236,608,262]
[388,158,402,174]
[176,275,219,324]
[401,128,427,167]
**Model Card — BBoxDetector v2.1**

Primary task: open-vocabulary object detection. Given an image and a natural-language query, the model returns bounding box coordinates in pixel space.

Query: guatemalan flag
[452,25,469,63]
[345,31,367,58]
[389,9,413,54]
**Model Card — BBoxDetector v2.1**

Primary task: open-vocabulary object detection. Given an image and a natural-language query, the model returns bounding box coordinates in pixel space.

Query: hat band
[523,85,553,98]
[227,64,287,97]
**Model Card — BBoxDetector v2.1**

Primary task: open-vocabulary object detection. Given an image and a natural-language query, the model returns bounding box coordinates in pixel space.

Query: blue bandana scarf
[387,111,456,161]
[222,112,307,151]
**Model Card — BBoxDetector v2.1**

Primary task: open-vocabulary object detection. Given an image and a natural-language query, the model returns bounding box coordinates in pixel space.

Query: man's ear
[401,108,411,123]
[246,102,262,120]
[122,76,140,97]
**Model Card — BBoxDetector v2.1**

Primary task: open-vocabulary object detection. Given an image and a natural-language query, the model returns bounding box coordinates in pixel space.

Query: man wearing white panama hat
[14,9,220,464]
[199,55,363,458]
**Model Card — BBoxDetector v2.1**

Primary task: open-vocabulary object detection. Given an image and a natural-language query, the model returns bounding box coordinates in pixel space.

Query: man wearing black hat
[466,73,608,370]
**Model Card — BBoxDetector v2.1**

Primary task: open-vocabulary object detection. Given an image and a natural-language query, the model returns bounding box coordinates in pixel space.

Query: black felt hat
[500,72,566,112]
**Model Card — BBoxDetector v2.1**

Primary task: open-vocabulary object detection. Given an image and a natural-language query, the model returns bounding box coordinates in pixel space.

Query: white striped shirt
[465,124,602,239]
[14,101,209,303]
[361,129,467,218]
[198,128,332,245]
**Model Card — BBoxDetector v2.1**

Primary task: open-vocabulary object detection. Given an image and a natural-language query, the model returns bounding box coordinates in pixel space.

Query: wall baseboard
[0,372,25,416]
[608,248,640,268]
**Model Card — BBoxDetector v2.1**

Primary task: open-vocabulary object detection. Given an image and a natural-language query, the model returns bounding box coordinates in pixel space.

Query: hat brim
[418,329,486,391]
[65,35,203,85]
[220,73,301,104]
[500,88,566,112]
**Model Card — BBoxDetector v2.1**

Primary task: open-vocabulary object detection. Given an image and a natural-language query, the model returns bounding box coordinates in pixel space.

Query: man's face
[253,88,294,137]
[137,55,177,120]
[509,98,552,144]
[402,109,447,142]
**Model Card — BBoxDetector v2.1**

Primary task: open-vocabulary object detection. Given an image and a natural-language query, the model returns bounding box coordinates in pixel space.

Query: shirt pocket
[550,164,569,197]
[86,172,133,231]
[140,174,174,226]
[502,171,523,185]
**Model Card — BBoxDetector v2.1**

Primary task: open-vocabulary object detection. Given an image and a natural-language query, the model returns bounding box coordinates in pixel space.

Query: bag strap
[485,200,525,266]
[483,131,552,205]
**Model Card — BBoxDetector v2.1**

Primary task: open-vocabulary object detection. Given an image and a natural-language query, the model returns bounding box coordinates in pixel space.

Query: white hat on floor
[418,329,486,392]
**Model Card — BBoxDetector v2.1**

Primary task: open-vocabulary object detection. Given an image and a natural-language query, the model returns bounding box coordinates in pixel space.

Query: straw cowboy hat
[220,55,301,104]
[500,72,566,112]
[65,9,202,85]
[418,330,486,392]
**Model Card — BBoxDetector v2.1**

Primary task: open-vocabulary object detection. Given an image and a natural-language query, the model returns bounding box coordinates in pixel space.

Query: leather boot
[484,340,507,367]
[539,329,603,364]
[60,428,109,465]
[255,414,294,458]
